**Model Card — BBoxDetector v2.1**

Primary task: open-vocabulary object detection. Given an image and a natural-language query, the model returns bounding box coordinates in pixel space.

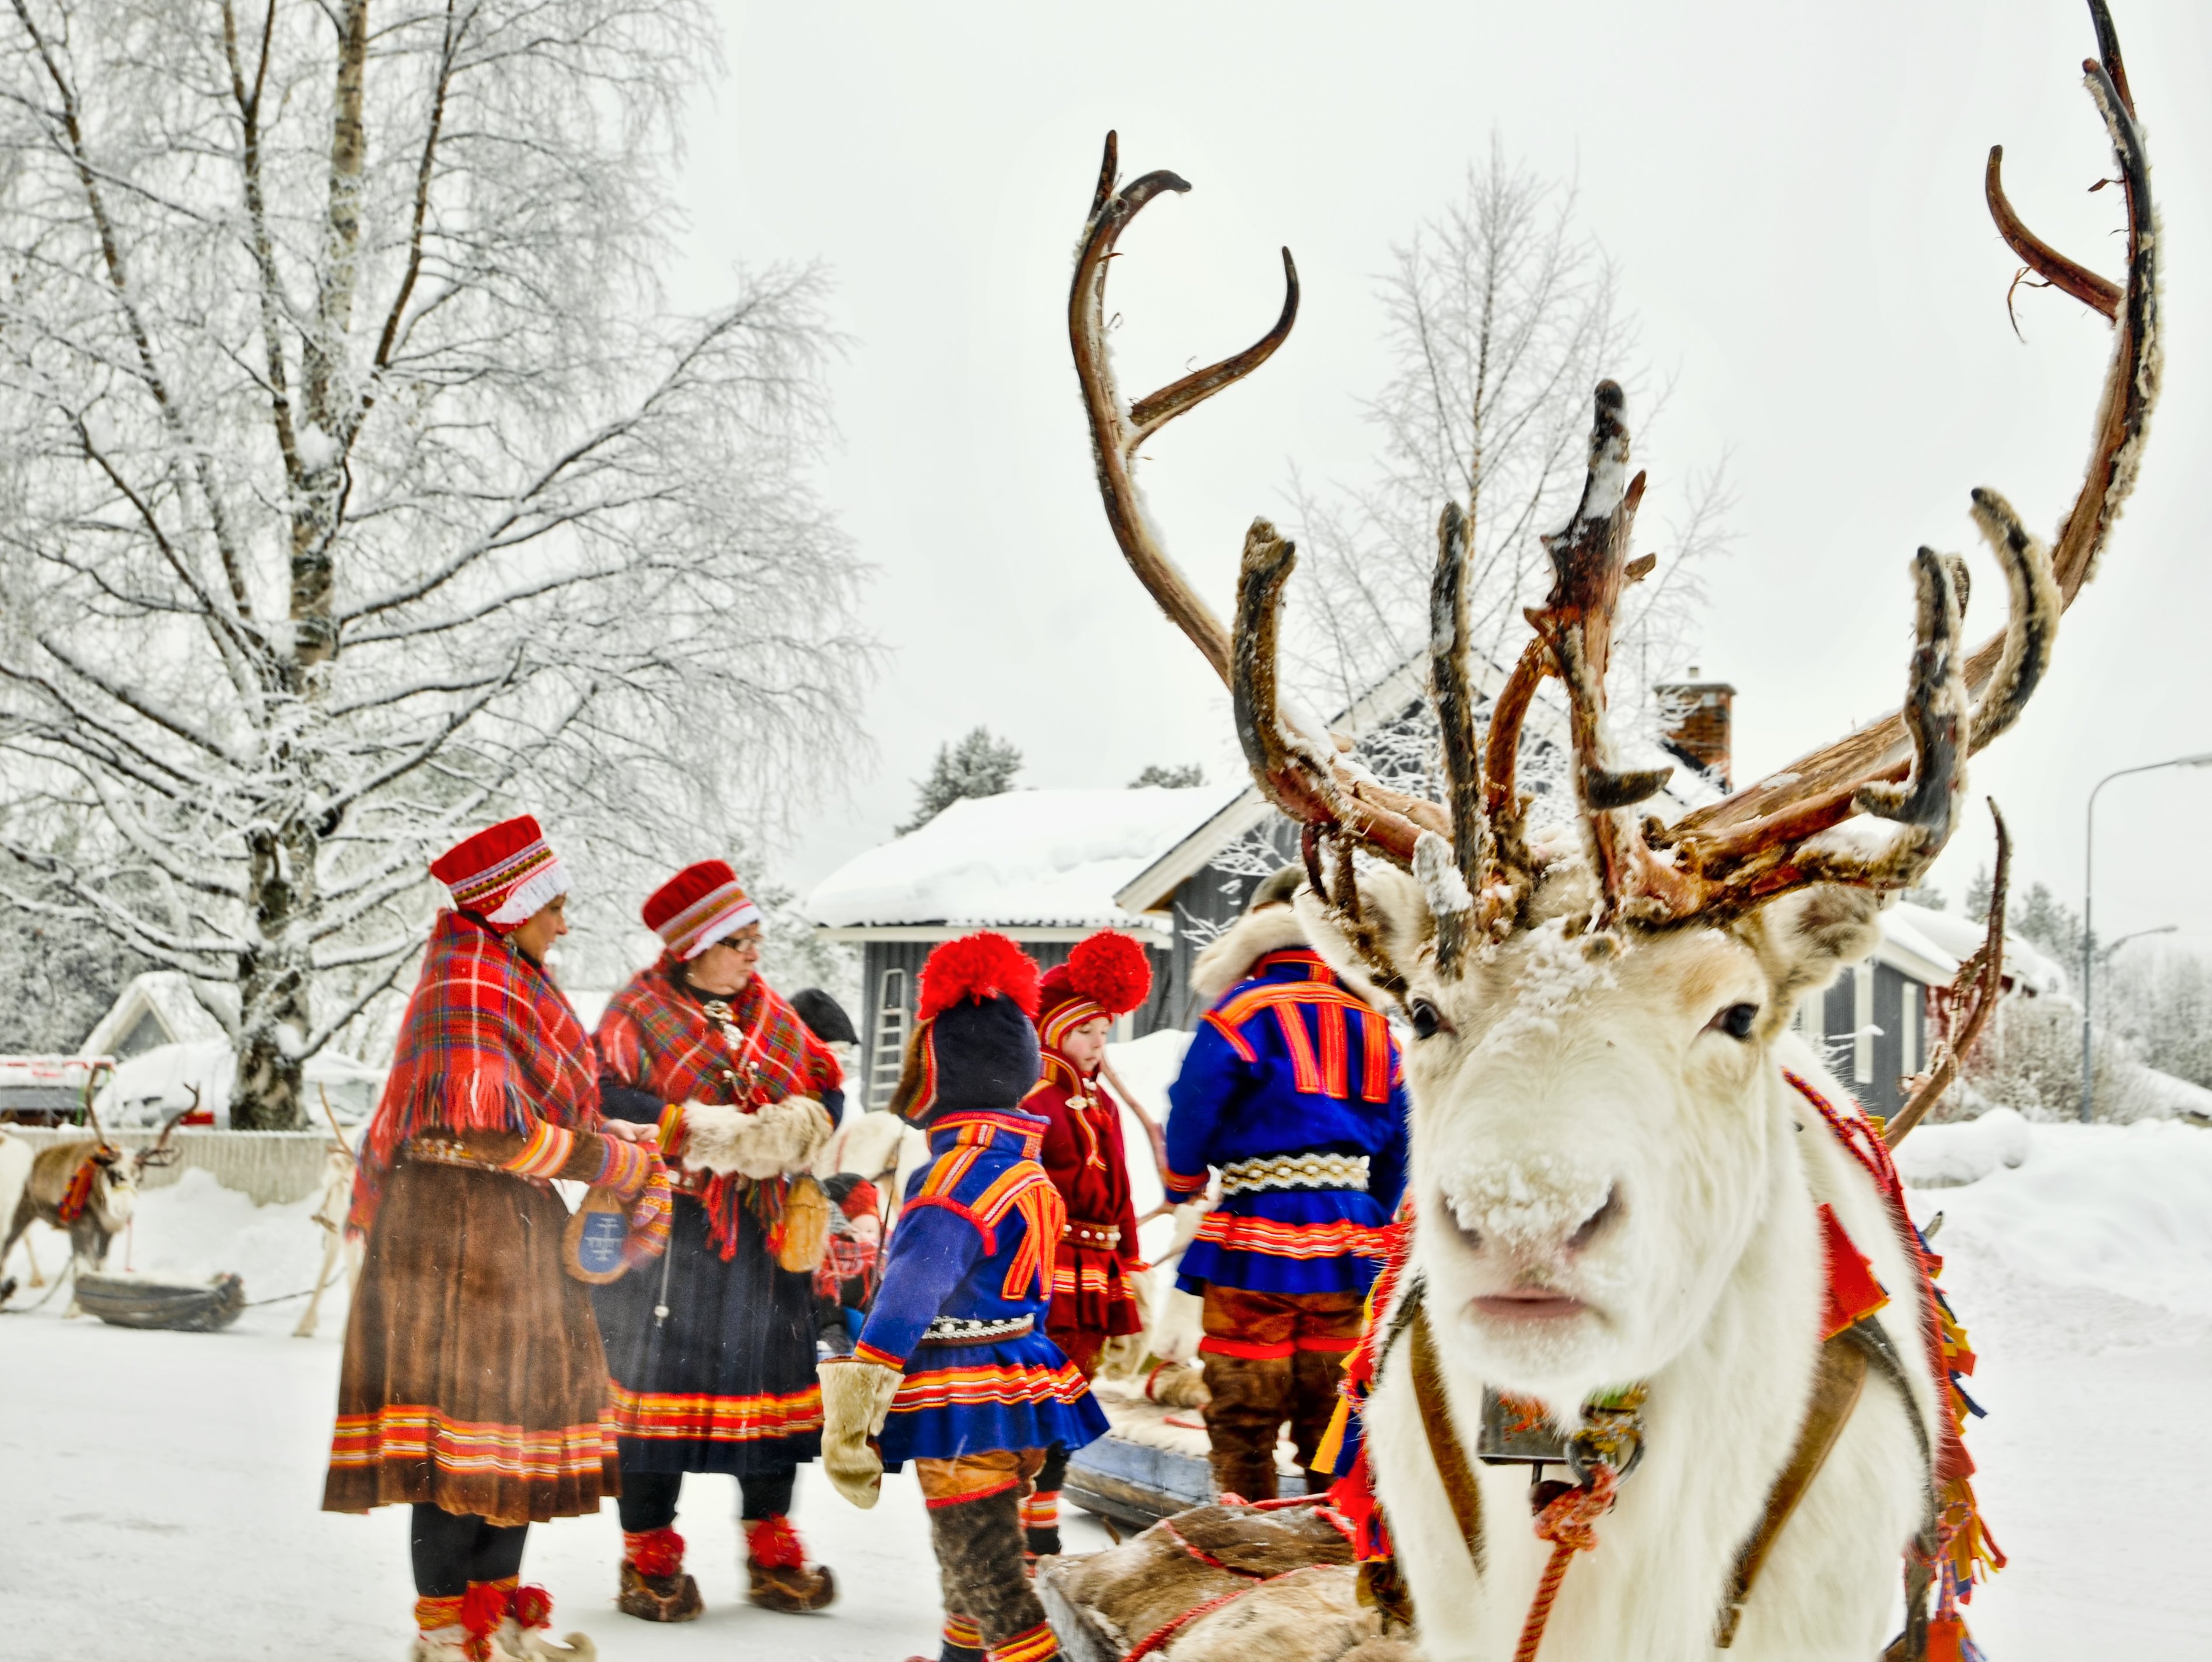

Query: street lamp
[2082,753,2212,1121]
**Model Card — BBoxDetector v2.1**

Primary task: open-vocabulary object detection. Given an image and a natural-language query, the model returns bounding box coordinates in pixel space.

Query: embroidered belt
[1063,1220,1121,1248]
[1219,1152,1370,1196]
[919,1315,1035,1345]
[405,1134,550,1187]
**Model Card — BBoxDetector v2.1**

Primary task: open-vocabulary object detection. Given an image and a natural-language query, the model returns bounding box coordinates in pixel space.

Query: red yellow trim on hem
[891,1358,1092,1413]
[605,1379,823,1442]
[329,1406,614,1482]
[1193,1212,1390,1261]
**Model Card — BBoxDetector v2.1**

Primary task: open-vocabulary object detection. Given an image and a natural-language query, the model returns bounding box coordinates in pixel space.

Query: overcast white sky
[669,0,2211,956]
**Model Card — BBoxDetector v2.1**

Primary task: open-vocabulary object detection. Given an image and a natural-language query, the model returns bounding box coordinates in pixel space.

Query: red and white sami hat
[430,815,568,932]
[1036,931,1153,1052]
[642,859,761,960]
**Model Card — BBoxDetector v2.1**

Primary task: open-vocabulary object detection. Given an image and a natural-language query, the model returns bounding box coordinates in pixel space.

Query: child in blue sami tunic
[1163,867,1410,1502]
[817,933,1106,1662]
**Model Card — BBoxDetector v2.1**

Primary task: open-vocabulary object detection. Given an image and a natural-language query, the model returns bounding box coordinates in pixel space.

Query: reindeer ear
[1736,885,1883,1029]
[1292,865,1432,1010]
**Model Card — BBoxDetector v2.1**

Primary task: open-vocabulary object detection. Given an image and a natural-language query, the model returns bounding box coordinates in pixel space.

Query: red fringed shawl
[596,961,841,1258]
[347,910,601,1235]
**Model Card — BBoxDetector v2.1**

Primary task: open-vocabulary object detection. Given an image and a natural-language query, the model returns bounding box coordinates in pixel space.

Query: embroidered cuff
[593,1135,654,1199]
[1163,1167,1209,1201]
[852,1340,907,1371]
[656,1102,688,1161]
[502,1123,576,1180]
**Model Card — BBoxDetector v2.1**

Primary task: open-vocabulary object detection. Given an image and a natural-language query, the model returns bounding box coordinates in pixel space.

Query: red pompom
[1066,931,1152,1018]
[459,1583,511,1639]
[625,1528,686,1579]
[918,931,1041,1021]
[511,1586,555,1630]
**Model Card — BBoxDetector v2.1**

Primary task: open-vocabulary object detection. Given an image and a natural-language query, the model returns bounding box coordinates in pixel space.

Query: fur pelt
[1191,906,1309,1006]
[1040,1505,1409,1662]
[677,1097,833,1179]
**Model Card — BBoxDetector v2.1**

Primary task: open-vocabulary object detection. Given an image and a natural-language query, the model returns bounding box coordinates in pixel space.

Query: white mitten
[816,1356,902,1509]
[679,1097,835,1179]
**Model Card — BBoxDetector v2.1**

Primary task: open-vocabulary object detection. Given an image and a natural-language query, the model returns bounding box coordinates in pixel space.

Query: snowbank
[1908,1117,2212,1319]
[1893,1107,2032,1188]
[805,787,1226,930]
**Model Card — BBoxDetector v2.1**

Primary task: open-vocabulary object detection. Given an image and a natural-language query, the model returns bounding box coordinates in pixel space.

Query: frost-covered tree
[899,727,1021,834]
[0,837,149,1052]
[1130,763,1204,789]
[1284,139,1729,745]
[0,2,868,1125]
[2010,881,2085,970]
[2088,944,2212,1095]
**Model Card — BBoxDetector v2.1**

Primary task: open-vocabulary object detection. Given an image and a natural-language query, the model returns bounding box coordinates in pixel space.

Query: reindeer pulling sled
[0,1068,204,1320]
[1043,4,2157,1659]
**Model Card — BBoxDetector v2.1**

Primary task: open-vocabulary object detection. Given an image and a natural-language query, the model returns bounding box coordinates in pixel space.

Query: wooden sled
[1065,1375,1311,1531]
[74,1270,246,1332]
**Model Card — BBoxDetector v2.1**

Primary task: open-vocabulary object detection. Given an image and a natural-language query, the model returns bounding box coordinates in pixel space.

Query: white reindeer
[292,1138,364,1339]
[1060,6,2155,1655]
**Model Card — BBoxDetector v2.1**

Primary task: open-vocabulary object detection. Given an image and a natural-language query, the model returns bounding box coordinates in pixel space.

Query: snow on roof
[806,786,1231,934]
[1881,902,2069,996]
[78,971,233,1056]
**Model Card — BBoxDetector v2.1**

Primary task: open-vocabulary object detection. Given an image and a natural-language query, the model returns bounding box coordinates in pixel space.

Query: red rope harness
[1512,1465,1622,1662]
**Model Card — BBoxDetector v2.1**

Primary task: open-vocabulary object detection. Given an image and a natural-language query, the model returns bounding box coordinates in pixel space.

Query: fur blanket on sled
[1037,1502,1420,1662]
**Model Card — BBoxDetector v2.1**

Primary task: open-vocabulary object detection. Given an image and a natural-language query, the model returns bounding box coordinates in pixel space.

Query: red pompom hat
[641,859,761,961]
[429,815,568,933]
[890,931,1043,1125]
[1036,931,1153,1055]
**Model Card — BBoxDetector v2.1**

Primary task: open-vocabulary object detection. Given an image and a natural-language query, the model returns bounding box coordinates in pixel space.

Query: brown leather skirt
[322,1150,620,1524]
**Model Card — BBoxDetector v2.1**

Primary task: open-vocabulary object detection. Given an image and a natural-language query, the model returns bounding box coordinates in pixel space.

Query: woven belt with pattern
[919,1315,1035,1345]
[1063,1220,1121,1249]
[1219,1152,1371,1196]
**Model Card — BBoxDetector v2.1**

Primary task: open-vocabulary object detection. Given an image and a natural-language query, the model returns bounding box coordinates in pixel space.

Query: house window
[116,1008,169,1059]
[1852,966,1875,1085]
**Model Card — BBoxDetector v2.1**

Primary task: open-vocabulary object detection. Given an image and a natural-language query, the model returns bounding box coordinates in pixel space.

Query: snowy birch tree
[0,1,869,1126]
[1286,141,1729,752]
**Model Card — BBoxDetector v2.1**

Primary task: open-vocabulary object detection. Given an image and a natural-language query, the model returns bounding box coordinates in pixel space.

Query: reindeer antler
[1668,0,2157,878]
[1071,131,1447,962]
[1077,0,2156,970]
[1481,0,2151,928]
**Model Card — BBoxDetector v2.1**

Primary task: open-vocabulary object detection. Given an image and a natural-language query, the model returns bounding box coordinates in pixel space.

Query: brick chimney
[1656,668,1735,791]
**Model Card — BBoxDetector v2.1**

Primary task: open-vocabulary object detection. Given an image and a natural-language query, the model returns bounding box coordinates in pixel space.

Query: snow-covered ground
[2,1114,2207,1660]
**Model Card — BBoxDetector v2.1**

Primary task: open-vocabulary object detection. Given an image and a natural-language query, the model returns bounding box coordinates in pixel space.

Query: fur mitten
[816,1357,902,1509]
[676,1098,834,1179]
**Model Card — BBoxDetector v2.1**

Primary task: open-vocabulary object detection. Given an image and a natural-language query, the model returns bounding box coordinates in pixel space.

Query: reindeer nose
[1440,1171,1622,1261]
[1568,1185,1623,1251]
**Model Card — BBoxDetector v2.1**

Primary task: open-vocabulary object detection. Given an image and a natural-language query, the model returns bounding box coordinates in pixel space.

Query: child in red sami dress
[1021,930,1152,1556]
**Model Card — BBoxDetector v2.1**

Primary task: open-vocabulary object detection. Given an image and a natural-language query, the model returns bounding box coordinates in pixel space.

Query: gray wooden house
[808,656,2045,1118]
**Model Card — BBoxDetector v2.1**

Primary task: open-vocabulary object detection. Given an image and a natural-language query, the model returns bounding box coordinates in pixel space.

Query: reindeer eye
[1409,997,1449,1041]
[1716,1002,1760,1041]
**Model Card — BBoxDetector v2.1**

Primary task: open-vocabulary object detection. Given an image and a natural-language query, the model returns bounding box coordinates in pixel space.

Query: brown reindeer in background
[1,1094,187,1310]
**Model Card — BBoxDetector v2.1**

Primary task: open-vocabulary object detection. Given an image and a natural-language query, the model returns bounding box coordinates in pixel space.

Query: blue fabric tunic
[1165,947,1410,1297]
[857,1108,1109,1468]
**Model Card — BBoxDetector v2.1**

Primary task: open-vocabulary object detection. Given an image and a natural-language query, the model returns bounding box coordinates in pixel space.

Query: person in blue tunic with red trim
[1162,867,1410,1503]
[817,931,1106,1662]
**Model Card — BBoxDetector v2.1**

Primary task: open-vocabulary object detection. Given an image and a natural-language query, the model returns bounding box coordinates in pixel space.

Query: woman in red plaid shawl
[323,816,664,1662]
[591,859,845,1622]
